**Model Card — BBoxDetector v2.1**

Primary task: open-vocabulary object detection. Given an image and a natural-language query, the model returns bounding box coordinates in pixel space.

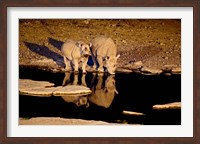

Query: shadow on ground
[48,38,64,51]
[24,41,63,66]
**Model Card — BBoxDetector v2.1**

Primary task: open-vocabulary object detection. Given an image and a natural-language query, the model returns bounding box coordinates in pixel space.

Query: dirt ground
[19,19,181,74]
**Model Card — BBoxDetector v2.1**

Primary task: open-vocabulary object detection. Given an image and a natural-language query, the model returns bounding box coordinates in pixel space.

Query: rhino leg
[63,56,72,71]
[90,73,98,88]
[97,56,104,72]
[62,72,71,86]
[81,74,87,86]
[96,73,103,89]
[82,58,88,74]
[73,73,78,85]
[73,59,79,73]
[91,54,98,70]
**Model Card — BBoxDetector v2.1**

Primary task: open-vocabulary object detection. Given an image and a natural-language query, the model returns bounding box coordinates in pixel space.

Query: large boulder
[140,66,163,75]
[19,79,55,96]
[19,117,110,125]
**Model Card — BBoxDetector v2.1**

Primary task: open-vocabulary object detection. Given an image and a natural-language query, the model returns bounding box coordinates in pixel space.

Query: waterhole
[19,67,181,125]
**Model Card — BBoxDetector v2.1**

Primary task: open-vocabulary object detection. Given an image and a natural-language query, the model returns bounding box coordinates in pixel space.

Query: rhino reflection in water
[61,72,89,107]
[62,72,87,86]
[88,73,118,108]
[61,95,89,107]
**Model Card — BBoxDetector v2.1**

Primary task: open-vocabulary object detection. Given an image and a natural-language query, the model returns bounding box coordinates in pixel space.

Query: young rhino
[90,36,120,74]
[61,40,91,73]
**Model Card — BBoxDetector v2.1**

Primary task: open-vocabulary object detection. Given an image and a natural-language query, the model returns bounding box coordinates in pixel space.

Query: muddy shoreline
[19,19,181,75]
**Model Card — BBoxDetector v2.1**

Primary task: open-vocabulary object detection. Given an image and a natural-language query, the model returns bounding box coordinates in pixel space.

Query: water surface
[19,67,181,125]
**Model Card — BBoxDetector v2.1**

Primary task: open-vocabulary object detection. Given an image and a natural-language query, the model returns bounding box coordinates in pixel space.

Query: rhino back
[71,47,82,59]
[91,37,117,57]
[61,40,80,60]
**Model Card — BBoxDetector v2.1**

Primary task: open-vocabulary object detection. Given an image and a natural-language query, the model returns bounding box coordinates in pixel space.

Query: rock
[122,110,145,116]
[122,40,127,43]
[123,61,143,70]
[140,66,162,75]
[172,67,181,74]
[164,73,172,76]
[131,61,143,68]
[134,61,143,65]
[19,79,55,89]
[162,64,175,71]
[19,79,91,97]
[115,67,133,73]
[19,117,111,125]
[20,87,57,96]
[53,85,91,96]
[132,69,142,73]
[19,79,55,96]
[153,102,181,110]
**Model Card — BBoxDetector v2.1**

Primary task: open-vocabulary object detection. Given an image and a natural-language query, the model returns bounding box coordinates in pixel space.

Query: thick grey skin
[61,40,91,73]
[88,73,118,108]
[90,36,120,74]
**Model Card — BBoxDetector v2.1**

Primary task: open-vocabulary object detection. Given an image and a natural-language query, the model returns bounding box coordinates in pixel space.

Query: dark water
[19,67,181,125]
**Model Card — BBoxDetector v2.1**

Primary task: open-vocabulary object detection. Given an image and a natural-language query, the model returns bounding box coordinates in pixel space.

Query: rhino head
[77,41,91,57]
[105,54,120,74]
[76,96,89,107]
[105,75,118,94]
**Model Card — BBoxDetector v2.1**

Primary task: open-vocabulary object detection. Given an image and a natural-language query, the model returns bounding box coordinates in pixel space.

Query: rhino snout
[82,50,91,57]
[106,63,117,74]
[109,72,115,75]
[107,69,115,75]
[83,53,91,57]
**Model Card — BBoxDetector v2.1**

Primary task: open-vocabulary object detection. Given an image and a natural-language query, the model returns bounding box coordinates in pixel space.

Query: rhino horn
[114,89,119,94]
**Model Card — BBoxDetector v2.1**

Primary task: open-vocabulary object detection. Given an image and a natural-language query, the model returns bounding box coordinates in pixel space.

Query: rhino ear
[77,41,84,48]
[116,54,120,59]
